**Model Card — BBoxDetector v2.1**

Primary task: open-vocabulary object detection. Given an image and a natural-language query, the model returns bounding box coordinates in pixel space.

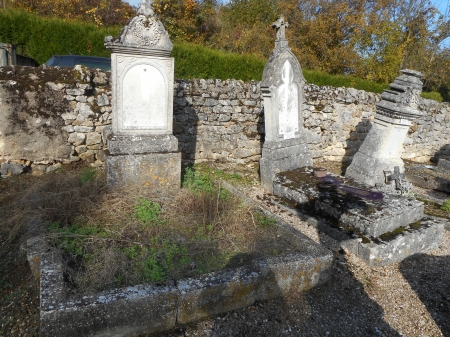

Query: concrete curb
[27,184,334,337]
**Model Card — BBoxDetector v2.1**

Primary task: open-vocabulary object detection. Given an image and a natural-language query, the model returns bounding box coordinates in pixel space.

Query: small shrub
[441,199,450,212]
[255,213,277,227]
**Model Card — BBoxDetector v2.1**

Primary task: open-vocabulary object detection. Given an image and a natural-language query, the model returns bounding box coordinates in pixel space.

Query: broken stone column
[104,0,181,191]
[259,15,312,193]
[345,69,424,189]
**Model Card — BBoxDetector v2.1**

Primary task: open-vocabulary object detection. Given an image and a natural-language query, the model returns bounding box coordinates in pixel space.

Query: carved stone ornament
[104,0,173,57]
[261,15,305,94]
[376,69,424,121]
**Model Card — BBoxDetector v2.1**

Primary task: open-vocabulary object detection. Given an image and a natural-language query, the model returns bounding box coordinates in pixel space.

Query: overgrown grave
[43,165,299,292]
[21,163,332,336]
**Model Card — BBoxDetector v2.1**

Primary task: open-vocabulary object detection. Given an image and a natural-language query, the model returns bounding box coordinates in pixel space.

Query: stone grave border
[26,182,333,337]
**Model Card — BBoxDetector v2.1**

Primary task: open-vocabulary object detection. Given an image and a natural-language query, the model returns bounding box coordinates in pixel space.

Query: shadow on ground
[399,253,450,337]
[154,237,402,337]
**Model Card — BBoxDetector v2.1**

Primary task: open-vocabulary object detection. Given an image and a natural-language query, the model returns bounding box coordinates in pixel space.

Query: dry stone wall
[1,65,449,174]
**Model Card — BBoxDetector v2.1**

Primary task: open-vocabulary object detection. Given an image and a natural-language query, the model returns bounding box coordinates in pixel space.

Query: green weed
[441,199,450,212]
[255,213,277,227]
[182,167,214,194]
[421,91,443,102]
[47,221,105,257]
[79,168,97,184]
[134,198,162,224]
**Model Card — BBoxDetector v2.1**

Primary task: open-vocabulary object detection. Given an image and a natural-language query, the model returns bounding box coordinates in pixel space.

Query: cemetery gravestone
[260,15,312,193]
[104,0,181,190]
[345,70,424,190]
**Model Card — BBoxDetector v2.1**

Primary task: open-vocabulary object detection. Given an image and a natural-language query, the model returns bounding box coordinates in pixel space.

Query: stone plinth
[272,167,445,266]
[346,69,424,189]
[104,0,180,190]
[260,16,312,193]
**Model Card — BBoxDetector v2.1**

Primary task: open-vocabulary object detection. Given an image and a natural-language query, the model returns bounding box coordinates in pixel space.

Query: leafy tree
[6,0,135,26]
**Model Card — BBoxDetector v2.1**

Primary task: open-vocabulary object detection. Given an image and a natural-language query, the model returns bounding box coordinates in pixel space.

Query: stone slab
[105,152,181,190]
[274,167,424,237]
[355,217,445,267]
[271,198,445,267]
[110,54,174,137]
[107,134,179,155]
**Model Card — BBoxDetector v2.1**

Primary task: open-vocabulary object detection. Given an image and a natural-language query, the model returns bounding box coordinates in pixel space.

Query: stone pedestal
[346,70,424,190]
[105,134,181,190]
[104,1,180,190]
[260,16,312,193]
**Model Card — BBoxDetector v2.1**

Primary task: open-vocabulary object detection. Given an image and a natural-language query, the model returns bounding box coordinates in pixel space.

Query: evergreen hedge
[0,9,442,100]
[0,9,118,64]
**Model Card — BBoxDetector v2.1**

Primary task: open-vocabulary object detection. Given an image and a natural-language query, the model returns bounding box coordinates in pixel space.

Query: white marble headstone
[277,61,299,140]
[112,54,174,136]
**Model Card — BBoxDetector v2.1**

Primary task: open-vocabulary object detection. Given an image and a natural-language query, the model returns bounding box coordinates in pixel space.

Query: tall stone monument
[345,69,424,190]
[260,15,312,193]
[104,0,181,190]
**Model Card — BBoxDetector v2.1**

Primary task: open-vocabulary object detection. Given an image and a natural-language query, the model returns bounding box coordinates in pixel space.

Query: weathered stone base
[345,151,404,187]
[272,167,446,266]
[271,201,445,267]
[107,134,179,155]
[274,167,423,237]
[260,138,312,193]
[354,217,444,266]
[105,152,181,190]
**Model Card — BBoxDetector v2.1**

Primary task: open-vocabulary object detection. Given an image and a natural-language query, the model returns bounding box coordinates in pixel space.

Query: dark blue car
[45,55,111,71]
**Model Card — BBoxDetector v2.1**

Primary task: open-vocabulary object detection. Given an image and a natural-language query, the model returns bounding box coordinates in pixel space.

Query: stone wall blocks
[61,113,77,121]
[86,132,102,146]
[73,125,94,132]
[435,114,445,123]
[75,95,87,103]
[97,93,109,107]
[68,132,86,146]
[66,88,84,96]
[78,150,95,163]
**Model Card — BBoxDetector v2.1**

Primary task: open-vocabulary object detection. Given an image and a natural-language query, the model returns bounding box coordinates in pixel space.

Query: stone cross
[272,15,289,40]
[385,166,405,190]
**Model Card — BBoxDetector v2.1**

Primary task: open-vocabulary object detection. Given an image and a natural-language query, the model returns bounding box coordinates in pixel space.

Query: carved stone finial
[272,15,289,41]
[104,0,173,56]
[137,0,154,16]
